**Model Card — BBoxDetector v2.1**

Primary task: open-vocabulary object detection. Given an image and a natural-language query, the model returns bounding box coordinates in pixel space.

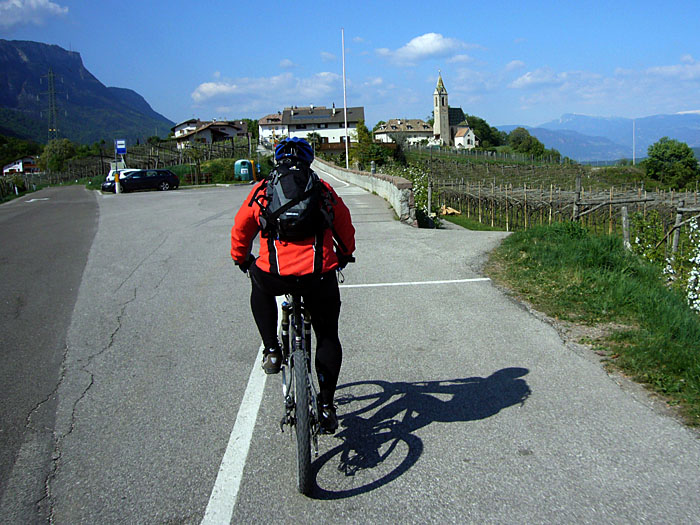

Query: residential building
[3,156,38,176]
[258,113,287,144]
[171,119,248,150]
[282,105,365,144]
[373,119,433,144]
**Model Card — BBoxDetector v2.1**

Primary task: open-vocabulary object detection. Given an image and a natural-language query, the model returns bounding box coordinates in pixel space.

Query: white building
[282,105,365,144]
[171,119,248,150]
[374,119,433,144]
[454,127,479,149]
[3,156,38,176]
[258,113,287,144]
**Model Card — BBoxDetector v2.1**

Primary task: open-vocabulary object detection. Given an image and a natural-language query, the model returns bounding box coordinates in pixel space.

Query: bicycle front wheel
[293,350,313,495]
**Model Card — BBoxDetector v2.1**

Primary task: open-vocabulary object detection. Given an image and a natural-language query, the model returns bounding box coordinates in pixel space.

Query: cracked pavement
[3,181,700,524]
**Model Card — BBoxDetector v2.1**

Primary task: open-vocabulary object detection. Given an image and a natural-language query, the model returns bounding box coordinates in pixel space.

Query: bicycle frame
[280,294,321,456]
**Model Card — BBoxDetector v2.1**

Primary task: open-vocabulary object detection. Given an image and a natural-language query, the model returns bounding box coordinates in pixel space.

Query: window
[296,124,307,129]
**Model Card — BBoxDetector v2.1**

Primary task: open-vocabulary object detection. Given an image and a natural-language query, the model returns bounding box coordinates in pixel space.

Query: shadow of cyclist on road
[312,367,531,499]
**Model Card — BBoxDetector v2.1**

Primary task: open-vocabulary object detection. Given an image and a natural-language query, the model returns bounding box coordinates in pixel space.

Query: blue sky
[2,0,699,129]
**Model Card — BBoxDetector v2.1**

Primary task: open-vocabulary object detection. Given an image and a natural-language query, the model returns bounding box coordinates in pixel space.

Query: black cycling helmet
[274,137,314,164]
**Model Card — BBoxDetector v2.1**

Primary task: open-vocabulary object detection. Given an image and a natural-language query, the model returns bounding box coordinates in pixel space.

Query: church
[433,73,479,149]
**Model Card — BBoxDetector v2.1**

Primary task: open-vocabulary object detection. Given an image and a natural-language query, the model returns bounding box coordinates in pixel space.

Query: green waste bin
[234,159,254,181]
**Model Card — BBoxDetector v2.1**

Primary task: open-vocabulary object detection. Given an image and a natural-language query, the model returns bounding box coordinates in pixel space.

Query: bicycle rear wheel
[293,350,313,495]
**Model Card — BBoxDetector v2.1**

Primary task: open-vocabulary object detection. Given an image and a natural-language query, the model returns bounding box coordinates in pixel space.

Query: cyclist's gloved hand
[337,253,355,270]
[236,254,256,274]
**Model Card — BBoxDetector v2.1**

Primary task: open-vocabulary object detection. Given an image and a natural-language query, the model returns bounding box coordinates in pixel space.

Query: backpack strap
[267,235,279,274]
[248,180,267,207]
[318,183,350,255]
[313,231,324,275]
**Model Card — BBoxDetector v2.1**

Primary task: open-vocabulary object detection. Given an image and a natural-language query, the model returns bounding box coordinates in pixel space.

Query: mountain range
[498,112,700,162]
[0,39,173,144]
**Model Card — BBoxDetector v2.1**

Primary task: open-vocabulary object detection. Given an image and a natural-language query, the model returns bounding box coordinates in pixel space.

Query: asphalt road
[0,186,98,522]
[2,173,700,524]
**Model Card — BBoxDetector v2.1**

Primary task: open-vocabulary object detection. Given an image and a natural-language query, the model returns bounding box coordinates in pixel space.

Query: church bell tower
[433,71,450,146]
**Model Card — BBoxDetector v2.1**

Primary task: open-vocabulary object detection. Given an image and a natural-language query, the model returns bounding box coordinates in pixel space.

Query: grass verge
[484,221,700,426]
[442,214,505,231]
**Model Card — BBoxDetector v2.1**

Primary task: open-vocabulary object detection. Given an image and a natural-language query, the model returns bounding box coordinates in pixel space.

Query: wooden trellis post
[672,200,684,256]
[609,187,613,234]
[505,184,510,232]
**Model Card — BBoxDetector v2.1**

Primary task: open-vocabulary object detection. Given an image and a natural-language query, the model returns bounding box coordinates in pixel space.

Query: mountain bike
[279,293,319,495]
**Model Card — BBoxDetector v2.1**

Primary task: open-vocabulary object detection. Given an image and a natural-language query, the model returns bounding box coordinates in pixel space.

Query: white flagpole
[632,119,636,166]
[342,28,349,169]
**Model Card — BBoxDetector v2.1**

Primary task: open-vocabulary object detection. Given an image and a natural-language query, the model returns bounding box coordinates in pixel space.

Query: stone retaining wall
[313,158,417,226]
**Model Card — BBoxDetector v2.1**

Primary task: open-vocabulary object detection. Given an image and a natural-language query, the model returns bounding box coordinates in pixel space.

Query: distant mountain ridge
[498,113,700,161]
[0,39,173,144]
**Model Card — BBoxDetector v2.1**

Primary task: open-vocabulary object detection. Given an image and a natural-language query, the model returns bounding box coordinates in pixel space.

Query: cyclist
[230,137,356,432]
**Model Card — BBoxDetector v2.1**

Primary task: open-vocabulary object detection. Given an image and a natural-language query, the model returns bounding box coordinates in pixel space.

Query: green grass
[442,213,506,231]
[485,222,700,426]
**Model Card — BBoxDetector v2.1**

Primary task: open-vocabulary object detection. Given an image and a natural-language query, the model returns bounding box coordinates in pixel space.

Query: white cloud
[509,67,561,89]
[0,0,68,29]
[647,57,700,80]
[190,72,342,115]
[501,55,700,119]
[353,36,365,43]
[320,51,336,62]
[376,33,474,65]
[448,54,473,64]
[279,58,296,68]
[363,77,383,87]
[505,60,525,72]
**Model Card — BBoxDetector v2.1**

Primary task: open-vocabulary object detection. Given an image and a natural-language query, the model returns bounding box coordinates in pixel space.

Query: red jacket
[231,178,355,276]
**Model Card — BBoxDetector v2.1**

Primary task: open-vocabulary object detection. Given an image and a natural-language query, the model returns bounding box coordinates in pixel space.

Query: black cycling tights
[249,264,342,405]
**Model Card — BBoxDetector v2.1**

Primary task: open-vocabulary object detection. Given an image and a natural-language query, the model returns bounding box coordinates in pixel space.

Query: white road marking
[25,198,49,203]
[315,167,350,187]
[340,277,491,289]
[201,296,284,525]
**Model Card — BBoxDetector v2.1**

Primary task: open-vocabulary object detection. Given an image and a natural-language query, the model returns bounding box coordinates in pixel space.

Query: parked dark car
[101,169,179,193]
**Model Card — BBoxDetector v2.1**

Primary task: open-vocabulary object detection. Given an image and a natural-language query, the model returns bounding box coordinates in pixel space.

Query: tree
[241,119,259,143]
[645,137,700,189]
[507,127,531,150]
[0,134,42,168]
[506,127,556,159]
[350,120,388,169]
[38,138,76,172]
[465,115,506,148]
[372,121,386,132]
[305,132,322,152]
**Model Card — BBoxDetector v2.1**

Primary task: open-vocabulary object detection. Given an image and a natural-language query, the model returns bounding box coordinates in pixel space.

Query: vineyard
[381,154,700,311]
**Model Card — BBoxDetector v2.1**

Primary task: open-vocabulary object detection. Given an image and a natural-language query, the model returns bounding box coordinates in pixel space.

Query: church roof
[448,107,466,126]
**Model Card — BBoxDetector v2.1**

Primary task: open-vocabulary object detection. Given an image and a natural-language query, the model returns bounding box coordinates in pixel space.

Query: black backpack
[249,159,329,241]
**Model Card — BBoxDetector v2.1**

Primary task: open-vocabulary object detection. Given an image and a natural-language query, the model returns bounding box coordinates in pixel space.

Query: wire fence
[427,156,700,259]
[0,138,256,200]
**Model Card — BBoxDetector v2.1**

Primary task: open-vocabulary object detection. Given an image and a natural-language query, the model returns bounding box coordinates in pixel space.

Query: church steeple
[435,71,447,95]
[433,70,451,145]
